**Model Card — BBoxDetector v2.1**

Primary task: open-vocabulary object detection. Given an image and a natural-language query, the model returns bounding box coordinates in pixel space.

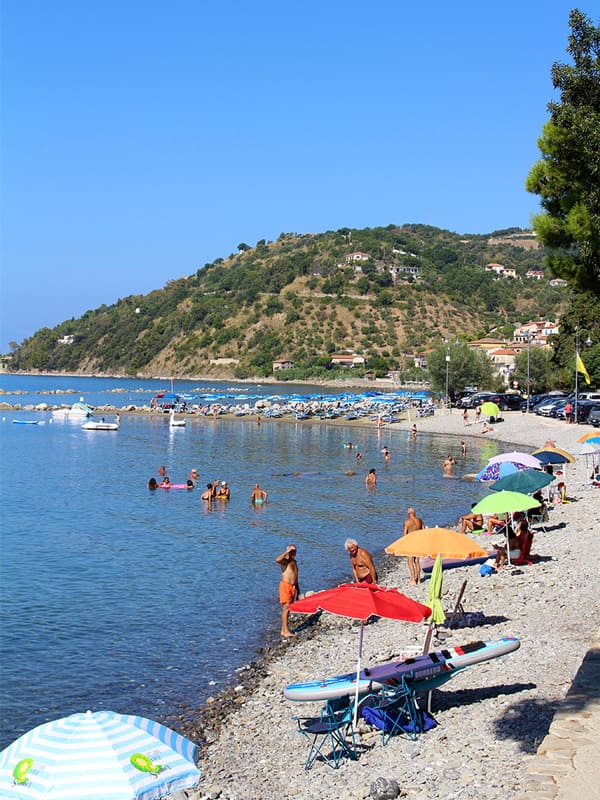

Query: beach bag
[362,705,437,734]
[480,561,496,576]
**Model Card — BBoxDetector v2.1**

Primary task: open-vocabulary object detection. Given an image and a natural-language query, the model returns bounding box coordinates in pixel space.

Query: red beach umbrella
[290,583,431,725]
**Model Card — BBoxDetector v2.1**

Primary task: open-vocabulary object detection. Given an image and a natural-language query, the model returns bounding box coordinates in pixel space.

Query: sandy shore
[190,411,600,800]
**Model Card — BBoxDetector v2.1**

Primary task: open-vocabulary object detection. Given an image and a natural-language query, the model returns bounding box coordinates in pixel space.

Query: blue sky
[0,0,591,349]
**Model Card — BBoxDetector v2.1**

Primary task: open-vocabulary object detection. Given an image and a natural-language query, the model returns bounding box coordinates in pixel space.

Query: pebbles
[192,415,600,800]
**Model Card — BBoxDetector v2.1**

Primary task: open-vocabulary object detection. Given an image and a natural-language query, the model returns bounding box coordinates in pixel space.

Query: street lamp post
[526,333,531,413]
[445,341,450,410]
[575,327,592,423]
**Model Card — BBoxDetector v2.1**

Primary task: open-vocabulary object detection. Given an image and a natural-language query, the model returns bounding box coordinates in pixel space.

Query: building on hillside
[484,263,506,275]
[330,353,366,368]
[467,337,508,354]
[58,335,75,345]
[513,320,559,344]
[272,358,294,371]
[390,264,422,282]
[413,352,429,369]
[526,270,545,280]
[345,252,370,262]
[489,348,519,383]
[549,278,569,287]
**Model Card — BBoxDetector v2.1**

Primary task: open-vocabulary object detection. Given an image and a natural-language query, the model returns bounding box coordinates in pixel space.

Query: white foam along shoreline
[197,411,600,800]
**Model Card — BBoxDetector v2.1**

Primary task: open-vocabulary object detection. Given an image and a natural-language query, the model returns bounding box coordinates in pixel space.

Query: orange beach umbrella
[385,527,489,560]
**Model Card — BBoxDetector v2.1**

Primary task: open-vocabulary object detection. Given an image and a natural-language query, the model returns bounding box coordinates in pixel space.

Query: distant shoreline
[1,368,428,392]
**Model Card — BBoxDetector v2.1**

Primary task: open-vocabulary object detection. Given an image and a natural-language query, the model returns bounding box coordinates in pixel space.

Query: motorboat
[52,401,94,418]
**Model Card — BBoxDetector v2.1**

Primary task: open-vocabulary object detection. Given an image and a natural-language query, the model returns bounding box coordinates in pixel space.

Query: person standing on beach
[463,409,469,426]
[366,468,377,488]
[276,545,299,638]
[403,507,425,584]
[344,538,378,584]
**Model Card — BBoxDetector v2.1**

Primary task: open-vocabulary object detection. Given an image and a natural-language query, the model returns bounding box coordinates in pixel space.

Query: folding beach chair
[293,695,357,770]
[361,676,426,745]
[445,580,468,629]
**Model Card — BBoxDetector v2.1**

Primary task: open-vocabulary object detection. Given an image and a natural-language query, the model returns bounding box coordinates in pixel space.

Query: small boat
[12,419,40,425]
[82,418,119,431]
[52,401,94,418]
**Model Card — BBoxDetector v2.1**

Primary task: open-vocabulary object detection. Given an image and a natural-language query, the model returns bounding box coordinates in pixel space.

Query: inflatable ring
[13,758,34,785]
[130,752,164,774]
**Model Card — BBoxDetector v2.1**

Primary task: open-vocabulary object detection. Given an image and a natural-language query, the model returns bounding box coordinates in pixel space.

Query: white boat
[169,410,186,427]
[52,401,94,418]
[82,418,119,431]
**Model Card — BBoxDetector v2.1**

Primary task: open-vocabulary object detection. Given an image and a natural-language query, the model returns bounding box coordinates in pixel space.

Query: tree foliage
[512,346,552,394]
[526,9,600,296]
[427,343,494,396]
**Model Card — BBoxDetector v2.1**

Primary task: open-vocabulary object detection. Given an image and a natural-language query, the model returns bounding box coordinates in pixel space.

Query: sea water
[0,376,500,747]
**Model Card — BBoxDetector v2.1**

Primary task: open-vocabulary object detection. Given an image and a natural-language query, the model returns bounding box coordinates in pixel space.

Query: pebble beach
[190,410,600,800]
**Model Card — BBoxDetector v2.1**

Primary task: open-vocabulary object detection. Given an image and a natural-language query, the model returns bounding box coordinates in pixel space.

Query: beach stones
[370,777,401,799]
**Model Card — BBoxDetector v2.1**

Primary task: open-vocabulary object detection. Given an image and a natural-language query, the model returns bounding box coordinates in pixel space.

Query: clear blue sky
[0,0,591,349]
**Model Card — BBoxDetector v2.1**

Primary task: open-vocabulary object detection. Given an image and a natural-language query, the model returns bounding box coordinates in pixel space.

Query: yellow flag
[577,353,591,385]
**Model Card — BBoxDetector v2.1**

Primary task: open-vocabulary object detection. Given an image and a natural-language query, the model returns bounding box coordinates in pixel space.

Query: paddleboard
[283,636,520,702]
[158,483,191,489]
[421,552,495,573]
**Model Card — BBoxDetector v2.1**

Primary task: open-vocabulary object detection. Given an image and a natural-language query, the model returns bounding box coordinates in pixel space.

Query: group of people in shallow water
[147,465,267,504]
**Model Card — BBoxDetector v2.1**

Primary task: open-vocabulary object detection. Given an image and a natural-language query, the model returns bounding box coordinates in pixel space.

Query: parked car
[520,393,550,412]
[457,392,496,409]
[494,393,524,411]
[534,397,567,416]
[588,406,600,427]
[575,401,600,424]
[549,399,568,419]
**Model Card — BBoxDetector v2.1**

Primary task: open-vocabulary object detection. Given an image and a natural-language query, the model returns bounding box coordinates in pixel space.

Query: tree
[512,347,552,394]
[237,243,250,252]
[427,343,494,397]
[526,10,600,296]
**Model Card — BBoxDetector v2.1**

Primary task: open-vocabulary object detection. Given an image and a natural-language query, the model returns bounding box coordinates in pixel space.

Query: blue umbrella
[0,710,201,799]
[532,450,571,466]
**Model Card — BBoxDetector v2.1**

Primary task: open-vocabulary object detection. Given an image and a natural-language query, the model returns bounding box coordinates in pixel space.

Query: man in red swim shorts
[275,544,300,638]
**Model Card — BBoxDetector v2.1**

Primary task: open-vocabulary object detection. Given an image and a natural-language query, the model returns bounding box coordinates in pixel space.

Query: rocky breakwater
[193,424,600,800]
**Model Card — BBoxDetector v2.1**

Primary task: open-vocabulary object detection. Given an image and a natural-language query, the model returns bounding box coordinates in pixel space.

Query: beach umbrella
[0,710,201,800]
[580,435,600,446]
[576,442,600,455]
[488,452,543,469]
[385,528,489,560]
[289,583,431,725]
[577,431,600,443]
[426,555,446,626]
[474,461,519,482]
[471,491,540,567]
[490,469,555,495]
[471,490,540,516]
[480,401,500,418]
[532,446,575,465]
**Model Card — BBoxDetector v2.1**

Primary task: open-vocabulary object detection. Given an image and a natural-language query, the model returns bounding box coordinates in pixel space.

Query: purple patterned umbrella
[474,461,520,482]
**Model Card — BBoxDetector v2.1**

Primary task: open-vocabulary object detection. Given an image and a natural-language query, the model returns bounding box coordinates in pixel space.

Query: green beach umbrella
[471,490,540,516]
[427,555,446,625]
[480,401,500,418]
[490,470,555,495]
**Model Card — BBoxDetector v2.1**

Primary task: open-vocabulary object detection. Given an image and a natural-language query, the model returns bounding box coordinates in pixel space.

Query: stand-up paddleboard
[283,637,519,702]
[421,553,494,573]
[157,483,192,490]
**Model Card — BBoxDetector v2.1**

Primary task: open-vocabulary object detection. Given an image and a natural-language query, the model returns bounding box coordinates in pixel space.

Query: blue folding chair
[293,695,358,770]
[361,676,423,745]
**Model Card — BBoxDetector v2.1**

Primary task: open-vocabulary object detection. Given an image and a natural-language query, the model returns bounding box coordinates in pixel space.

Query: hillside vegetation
[11,224,568,380]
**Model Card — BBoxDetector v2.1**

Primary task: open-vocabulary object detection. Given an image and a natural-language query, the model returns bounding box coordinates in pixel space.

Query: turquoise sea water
[0,375,500,747]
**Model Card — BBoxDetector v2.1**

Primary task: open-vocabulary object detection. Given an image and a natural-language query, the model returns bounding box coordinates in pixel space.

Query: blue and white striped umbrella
[0,710,201,799]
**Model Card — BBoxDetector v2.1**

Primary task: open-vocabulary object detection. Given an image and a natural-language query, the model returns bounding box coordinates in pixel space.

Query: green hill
[11,224,568,380]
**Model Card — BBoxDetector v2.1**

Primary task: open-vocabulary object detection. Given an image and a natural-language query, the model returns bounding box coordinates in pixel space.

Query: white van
[579,392,600,401]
